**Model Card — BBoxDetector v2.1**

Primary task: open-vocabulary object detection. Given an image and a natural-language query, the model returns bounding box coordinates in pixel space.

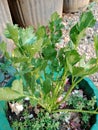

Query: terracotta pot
[8,0,63,28]
[63,0,90,13]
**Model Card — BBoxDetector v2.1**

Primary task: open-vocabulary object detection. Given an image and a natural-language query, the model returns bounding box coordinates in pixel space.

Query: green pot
[0,77,98,130]
[78,78,98,130]
[0,77,15,130]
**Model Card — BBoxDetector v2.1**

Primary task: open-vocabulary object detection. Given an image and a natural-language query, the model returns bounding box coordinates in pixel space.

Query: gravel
[62,2,98,87]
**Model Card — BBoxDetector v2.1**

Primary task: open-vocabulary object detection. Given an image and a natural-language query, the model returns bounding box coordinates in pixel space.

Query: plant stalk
[54,108,98,115]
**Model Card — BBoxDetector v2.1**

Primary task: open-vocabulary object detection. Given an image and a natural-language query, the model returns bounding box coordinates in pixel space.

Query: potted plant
[0,10,98,130]
[63,0,90,13]
[8,0,63,28]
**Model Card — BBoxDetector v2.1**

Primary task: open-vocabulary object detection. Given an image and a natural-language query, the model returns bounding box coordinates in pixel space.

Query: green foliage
[0,11,98,117]
[70,11,96,48]
[0,80,24,100]
[0,58,16,83]
[67,90,96,110]
[81,113,91,124]
[94,35,98,57]
[12,110,59,130]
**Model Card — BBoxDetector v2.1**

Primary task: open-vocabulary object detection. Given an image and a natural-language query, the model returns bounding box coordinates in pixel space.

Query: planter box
[63,0,90,13]
[0,78,98,130]
[8,0,63,28]
[0,0,14,53]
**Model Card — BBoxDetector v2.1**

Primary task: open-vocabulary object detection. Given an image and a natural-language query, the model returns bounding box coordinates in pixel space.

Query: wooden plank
[0,0,14,53]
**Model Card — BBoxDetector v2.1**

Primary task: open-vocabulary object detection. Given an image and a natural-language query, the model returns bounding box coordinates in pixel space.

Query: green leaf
[0,72,4,83]
[79,11,96,29]
[36,26,46,39]
[42,44,57,59]
[43,78,52,94]
[94,35,98,57]
[5,66,16,76]
[70,25,86,48]
[19,27,36,45]
[73,67,86,77]
[0,42,7,54]
[49,12,64,44]
[66,58,72,73]
[5,24,19,43]
[84,58,97,70]
[65,50,81,65]
[51,12,60,22]
[73,58,98,77]
[12,79,23,94]
[84,58,98,75]
[70,11,96,48]
[12,48,22,57]
[30,38,43,56]
[0,87,24,101]
[0,79,24,101]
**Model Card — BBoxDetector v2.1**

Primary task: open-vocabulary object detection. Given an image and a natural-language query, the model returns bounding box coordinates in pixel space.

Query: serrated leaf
[5,24,19,43]
[36,26,46,39]
[51,12,60,22]
[79,11,96,29]
[30,38,43,56]
[19,27,37,45]
[70,11,96,48]
[0,72,4,82]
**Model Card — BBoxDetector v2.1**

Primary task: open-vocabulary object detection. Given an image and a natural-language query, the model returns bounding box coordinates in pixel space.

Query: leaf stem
[61,77,84,103]
[53,108,98,115]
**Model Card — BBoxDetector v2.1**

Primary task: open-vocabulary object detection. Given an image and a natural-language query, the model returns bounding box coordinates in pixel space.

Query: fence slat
[0,0,14,53]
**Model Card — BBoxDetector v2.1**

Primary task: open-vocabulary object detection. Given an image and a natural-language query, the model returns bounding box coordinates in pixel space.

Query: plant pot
[63,0,90,13]
[0,77,98,130]
[0,77,15,130]
[8,0,63,28]
[0,101,12,130]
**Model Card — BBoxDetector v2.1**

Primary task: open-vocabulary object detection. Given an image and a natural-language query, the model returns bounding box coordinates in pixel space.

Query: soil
[6,82,96,130]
